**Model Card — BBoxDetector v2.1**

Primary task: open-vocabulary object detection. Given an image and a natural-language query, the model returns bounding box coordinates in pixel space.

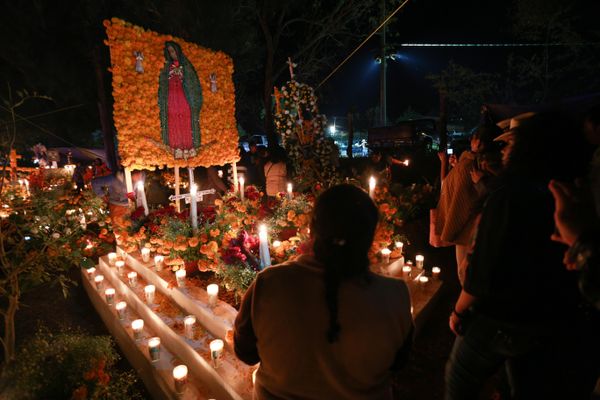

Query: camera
[447,148,454,155]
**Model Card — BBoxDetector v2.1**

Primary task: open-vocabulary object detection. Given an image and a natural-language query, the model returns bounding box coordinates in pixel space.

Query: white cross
[169,188,216,204]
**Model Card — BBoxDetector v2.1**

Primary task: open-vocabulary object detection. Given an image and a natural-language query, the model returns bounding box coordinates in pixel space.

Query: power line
[317,0,411,89]
[0,104,84,128]
[398,42,594,47]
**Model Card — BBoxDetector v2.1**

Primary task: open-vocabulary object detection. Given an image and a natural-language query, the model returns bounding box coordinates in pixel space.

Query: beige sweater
[234,255,414,400]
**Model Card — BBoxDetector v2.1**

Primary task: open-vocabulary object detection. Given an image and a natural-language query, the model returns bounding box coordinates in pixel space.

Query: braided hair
[311,185,379,343]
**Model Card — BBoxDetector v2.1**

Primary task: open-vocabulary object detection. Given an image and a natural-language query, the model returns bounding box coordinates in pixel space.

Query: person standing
[263,146,288,197]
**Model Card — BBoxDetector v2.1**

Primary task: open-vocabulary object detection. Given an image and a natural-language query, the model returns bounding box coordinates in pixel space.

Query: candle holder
[395,241,404,254]
[380,248,391,264]
[86,267,96,280]
[127,271,138,287]
[402,265,412,279]
[175,269,186,288]
[148,337,161,362]
[141,248,151,263]
[154,255,164,271]
[415,254,424,270]
[131,319,144,340]
[116,301,127,320]
[173,365,188,394]
[104,288,115,305]
[184,315,196,339]
[115,260,125,275]
[432,266,441,280]
[207,284,219,308]
[144,285,155,305]
[287,182,293,200]
[94,275,104,290]
[418,275,429,285]
[108,252,117,266]
[210,339,224,369]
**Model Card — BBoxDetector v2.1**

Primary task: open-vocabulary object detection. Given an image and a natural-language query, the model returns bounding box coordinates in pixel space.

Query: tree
[427,61,500,128]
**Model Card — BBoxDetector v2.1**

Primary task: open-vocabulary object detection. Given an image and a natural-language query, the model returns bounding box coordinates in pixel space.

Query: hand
[449,311,463,336]
[448,154,458,168]
[548,180,594,247]
[470,168,484,184]
[437,151,447,163]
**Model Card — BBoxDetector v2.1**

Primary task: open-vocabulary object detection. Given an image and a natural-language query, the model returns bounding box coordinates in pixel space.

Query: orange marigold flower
[210,228,220,237]
[188,237,199,247]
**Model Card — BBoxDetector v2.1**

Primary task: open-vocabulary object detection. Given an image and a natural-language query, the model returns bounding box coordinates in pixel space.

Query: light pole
[379,0,387,127]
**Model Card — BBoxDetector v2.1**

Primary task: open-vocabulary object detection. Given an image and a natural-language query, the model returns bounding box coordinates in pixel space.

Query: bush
[1,328,143,399]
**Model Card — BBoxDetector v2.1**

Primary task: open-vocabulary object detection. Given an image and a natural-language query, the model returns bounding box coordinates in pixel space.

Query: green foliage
[2,328,143,400]
[216,263,257,300]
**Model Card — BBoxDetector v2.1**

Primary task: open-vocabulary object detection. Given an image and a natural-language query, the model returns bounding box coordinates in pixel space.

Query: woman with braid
[234,184,413,400]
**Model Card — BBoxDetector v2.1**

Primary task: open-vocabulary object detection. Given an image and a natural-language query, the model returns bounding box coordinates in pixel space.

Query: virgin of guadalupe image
[158,41,203,159]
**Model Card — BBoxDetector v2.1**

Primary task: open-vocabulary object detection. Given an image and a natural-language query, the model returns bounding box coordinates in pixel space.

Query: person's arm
[449,290,477,336]
[233,279,260,365]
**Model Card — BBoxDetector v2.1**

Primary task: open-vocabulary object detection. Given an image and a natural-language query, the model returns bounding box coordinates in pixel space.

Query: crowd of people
[232,107,600,399]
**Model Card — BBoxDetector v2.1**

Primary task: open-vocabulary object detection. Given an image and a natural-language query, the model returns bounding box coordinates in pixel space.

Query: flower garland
[273,80,339,191]
[104,18,239,170]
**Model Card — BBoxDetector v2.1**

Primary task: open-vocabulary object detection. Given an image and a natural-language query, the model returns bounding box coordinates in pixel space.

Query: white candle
[86,267,96,280]
[395,241,404,254]
[115,301,127,320]
[104,288,115,305]
[24,179,30,195]
[131,319,144,340]
[173,365,188,393]
[210,339,224,368]
[369,176,376,198]
[144,285,155,304]
[115,260,125,275]
[432,266,441,279]
[148,337,161,362]
[175,269,186,288]
[272,240,281,249]
[415,254,424,270]
[239,175,245,201]
[94,275,104,290]
[232,161,239,194]
[184,315,196,339]
[258,224,271,269]
[402,265,412,278]
[287,182,293,200]
[141,248,151,263]
[419,275,429,285]
[190,183,198,231]
[127,271,137,287]
[136,181,149,216]
[207,284,219,308]
[154,255,164,271]
[108,252,117,266]
[252,368,258,386]
[381,248,391,264]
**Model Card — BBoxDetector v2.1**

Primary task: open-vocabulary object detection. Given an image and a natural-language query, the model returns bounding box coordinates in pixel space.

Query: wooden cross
[9,149,21,169]
[286,57,297,80]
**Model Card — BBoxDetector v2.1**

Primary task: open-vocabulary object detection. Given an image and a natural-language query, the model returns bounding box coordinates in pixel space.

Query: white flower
[52,233,60,239]
[65,228,72,235]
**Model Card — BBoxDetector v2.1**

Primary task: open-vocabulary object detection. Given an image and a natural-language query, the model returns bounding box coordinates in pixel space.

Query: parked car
[367,118,439,151]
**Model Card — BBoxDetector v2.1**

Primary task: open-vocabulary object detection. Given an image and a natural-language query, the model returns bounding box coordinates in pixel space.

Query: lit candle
[108,252,117,266]
[207,284,219,308]
[403,159,410,166]
[402,265,412,278]
[395,241,404,254]
[136,181,149,216]
[287,182,293,200]
[127,271,137,287]
[154,255,164,271]
[115,260,125,275]
[432,266,441,280]
[418,275,429,285]
[239,175,245,201]
[368,176,376,198]
[144,285,155,304]
[131,319,144,340]
[258,224,271,269]
[232,161,239,194]
[272,240,281,249]
[141,248,151,263]
[184,315,196,339]
[104,288,115,305]
[210,339,224,368]
[94,275,104,290]
[381,248,391,264]
[115,301,127,320]
[190,183,198,231]
[415,254,424,270]
[173,365,188,393]
[217,169,223,178]
[86,267,96,280]
[24,179,30,195]
[148,337,161,362]
[252,368,258,386]
[175,269,186,288]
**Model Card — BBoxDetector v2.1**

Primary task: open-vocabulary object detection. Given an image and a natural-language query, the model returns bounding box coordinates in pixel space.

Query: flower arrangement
[104,18,239,169]
[273,80,340,191]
